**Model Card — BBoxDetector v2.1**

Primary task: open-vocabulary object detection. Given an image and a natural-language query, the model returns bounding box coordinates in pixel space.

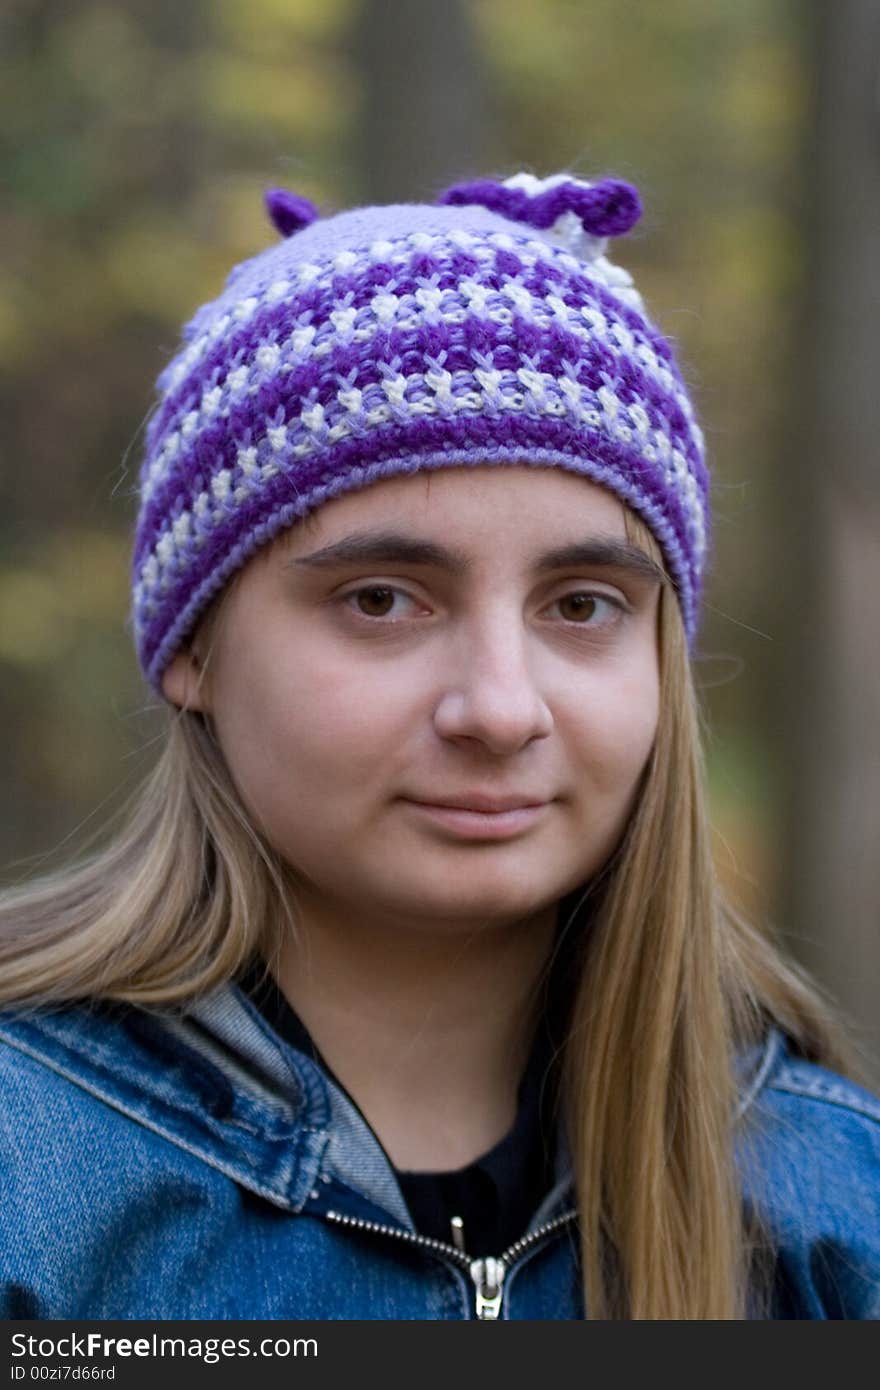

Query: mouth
[400,798,552,840]
[406,792,552,814]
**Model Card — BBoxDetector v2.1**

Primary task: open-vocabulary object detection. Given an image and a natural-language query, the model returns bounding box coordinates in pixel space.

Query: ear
[161,649,211,713]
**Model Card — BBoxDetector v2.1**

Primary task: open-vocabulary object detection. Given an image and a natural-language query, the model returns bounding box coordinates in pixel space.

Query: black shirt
[236,899,583,1258]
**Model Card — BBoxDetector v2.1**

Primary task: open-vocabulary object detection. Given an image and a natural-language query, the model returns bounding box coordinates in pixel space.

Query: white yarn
[502,171,646,315]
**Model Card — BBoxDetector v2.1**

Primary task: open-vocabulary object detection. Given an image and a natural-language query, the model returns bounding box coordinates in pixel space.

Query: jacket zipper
[324,1206,577,1319]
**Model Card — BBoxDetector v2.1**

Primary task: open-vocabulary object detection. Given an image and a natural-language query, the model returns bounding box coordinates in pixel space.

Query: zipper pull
[469,1256,506,1319]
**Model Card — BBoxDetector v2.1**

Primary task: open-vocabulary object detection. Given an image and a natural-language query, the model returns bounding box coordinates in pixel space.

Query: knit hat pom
[437,171,641,257]
[264,188,320,237]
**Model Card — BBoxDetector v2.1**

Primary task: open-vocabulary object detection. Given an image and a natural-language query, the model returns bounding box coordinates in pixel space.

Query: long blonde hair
[0,506,858,1317]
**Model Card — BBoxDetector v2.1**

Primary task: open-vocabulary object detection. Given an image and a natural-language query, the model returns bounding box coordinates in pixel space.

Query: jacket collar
[0,984,785,1229]
[0,987,326,1215]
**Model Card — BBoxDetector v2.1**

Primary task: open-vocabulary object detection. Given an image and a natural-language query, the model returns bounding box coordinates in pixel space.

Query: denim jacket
[0,984,878,1320]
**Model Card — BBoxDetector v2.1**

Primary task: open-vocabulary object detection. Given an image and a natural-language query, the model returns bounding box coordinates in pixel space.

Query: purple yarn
[144,236,669,460]
[264,188,319,237]
[131,177,709,694]
[437,176,642,238]
[134,297,699,573]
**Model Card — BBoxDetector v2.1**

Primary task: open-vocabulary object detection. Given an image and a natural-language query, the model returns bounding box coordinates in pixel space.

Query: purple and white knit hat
[131,171,708,692]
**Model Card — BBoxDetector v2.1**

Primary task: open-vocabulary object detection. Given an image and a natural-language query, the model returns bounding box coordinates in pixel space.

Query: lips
[401,797,552,841]
[405,793,550,813]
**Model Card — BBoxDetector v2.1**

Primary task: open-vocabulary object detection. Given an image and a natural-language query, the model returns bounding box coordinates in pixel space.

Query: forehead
[276,465,627,556]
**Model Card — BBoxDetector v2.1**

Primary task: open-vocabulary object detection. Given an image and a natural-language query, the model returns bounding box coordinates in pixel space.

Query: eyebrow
[284,530,667,584]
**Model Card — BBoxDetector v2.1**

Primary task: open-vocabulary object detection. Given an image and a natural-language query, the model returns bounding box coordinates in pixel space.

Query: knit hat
[131,171,708,693]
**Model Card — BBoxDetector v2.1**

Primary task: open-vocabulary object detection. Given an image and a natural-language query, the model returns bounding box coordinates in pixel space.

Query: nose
[432,609,554,756]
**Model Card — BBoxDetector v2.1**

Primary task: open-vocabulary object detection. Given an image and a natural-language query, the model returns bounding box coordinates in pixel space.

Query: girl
[1,171,878,1321]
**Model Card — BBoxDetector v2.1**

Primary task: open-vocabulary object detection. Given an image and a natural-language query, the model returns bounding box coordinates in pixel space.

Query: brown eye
[339,584,425,625]
[552,591,622,626]
[558,593,599,622]
[354,586,396,617]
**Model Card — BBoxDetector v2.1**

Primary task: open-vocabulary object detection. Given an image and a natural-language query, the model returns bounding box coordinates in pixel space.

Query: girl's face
[164,466,662,933]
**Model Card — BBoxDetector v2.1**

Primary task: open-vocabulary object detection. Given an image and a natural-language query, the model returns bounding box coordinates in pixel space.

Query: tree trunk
[349,0,492,202]
[778,0,880,1082]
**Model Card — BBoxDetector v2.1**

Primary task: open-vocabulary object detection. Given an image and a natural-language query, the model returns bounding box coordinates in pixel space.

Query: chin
[378,870,566,929]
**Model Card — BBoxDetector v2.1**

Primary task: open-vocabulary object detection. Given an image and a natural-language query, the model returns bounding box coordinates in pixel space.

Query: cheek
[570,664,659,799]
[211,644,409,822]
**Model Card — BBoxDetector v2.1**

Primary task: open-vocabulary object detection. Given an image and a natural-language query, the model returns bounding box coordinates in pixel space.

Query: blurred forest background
[2,0,878,1075]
